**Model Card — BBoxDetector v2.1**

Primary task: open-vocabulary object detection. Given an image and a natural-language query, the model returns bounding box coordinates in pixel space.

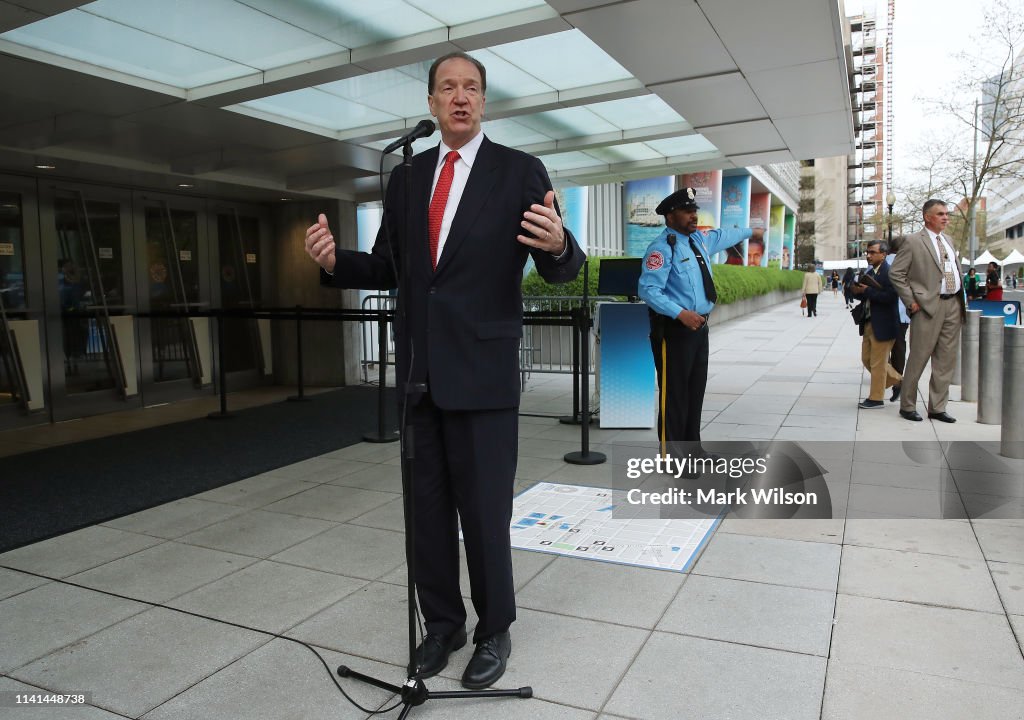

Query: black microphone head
[417,119,436,135]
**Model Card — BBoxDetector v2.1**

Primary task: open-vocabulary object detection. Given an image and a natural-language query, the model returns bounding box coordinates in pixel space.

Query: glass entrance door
[213,206,268,386]
[0,176,45,430]
[41,184,138,420]
[136,195,210,403]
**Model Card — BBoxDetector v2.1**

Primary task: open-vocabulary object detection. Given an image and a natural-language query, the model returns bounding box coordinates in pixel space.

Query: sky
[845,0,1022,192]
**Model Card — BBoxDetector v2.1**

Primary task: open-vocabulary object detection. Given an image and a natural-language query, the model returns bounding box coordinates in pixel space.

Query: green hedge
[522,256,804,303]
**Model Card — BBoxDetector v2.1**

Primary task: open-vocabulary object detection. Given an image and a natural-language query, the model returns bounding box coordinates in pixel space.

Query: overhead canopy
[0,0,854,201]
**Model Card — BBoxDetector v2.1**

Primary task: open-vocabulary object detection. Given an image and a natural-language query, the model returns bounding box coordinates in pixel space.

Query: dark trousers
[651,319,710,446]
[890,322,909,375]
[806,293,818,316]
[408,394,518,643]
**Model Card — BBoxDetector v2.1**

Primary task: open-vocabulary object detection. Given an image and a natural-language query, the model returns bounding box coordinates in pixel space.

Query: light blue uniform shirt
[638,226,752,318]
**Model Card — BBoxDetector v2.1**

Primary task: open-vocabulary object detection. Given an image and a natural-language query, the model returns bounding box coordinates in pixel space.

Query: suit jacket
[856,261,900,341]
[323,136,584,410]
[889,229,966,320]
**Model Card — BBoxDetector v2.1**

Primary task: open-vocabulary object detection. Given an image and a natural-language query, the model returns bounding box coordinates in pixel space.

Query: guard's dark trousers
[651,320,710,447]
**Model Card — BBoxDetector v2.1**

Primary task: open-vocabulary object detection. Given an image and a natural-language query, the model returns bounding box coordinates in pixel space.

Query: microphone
[382,119,436,154]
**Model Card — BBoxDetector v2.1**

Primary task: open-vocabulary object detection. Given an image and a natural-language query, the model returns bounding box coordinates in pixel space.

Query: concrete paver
[1,292,1022,718]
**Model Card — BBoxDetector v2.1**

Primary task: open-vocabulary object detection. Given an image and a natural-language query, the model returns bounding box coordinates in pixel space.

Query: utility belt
[649,308,709,342]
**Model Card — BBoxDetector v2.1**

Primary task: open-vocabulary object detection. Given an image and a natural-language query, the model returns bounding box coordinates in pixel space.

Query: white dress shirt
[430,130,485,263]
[925,228,962,294]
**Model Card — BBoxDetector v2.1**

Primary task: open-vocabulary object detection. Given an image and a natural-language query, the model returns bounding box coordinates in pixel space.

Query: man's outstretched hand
[518,190,566,255]
[304,213,336,273]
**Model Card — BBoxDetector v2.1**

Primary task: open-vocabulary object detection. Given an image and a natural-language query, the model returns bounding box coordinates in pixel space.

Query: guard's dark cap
[656,187,699,215]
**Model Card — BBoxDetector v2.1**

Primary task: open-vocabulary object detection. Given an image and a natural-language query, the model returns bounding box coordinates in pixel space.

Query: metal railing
[520,295,613,377]
[355,294,607,383]
[360,294,397,383]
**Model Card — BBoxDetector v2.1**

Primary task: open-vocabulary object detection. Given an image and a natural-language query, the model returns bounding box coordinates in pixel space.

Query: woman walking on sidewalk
[802,266,822,317]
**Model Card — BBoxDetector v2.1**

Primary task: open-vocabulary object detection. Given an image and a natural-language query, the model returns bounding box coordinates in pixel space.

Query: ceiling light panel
[1,9,255,88]
[240,88,399,131]
[538,151,607,172]
[586,95,688,131]
[487,29,633,91]
[84,0,342,70]
[646,135,720,157]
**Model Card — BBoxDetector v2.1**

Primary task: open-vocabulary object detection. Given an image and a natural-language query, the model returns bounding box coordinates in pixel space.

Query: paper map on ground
[509,482,718,572]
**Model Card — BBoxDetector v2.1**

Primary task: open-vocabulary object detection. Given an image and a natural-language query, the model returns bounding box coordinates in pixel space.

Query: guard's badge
[646,251,664,270]
[686,187,696,200]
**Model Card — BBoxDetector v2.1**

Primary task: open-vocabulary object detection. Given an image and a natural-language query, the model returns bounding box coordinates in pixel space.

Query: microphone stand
[336,137,532,717]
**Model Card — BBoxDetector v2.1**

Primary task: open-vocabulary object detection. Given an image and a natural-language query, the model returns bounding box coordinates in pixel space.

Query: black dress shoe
[890,384,901,402]
[899,409,923,421]
[928,411,957,423]
[858,399,884,409]
[414,626,467,679]
[461,631,511,689]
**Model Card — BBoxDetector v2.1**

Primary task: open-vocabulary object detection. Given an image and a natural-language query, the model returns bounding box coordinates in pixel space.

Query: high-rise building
[847,11,887,258]
[982,47,1024,255]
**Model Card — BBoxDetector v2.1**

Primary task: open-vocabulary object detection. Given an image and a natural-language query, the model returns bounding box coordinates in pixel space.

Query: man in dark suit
[303,52,584,689]
[852,241,902,409]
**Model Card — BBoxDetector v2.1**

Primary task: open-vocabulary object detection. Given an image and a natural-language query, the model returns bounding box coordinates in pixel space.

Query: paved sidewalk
[2,290,1023,720]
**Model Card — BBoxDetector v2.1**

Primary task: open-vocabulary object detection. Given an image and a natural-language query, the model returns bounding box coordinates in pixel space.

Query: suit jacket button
[429,288,437,294]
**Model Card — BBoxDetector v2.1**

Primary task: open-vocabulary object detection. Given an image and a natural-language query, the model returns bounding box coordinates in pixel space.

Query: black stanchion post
[364,306,398,443]
[207,309,233,419]
[559,306,582,425]
[565,261,605,465]
[287,305,310,402]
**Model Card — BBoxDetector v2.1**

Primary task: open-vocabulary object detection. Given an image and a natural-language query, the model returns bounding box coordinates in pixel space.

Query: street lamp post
[886,190,896,248]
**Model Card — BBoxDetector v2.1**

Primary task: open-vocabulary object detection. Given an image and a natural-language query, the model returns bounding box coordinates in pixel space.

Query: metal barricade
[360,294,396,383]
[521,296,612,377]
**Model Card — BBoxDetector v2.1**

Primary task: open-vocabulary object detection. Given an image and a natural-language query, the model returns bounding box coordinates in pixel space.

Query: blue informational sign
[599,302,655,429]
[968,299,1022,325]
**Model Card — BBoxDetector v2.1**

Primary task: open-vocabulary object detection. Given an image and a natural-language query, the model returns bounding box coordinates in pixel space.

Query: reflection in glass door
[217,212,263,374]
[145,204,201,385]
[54,192,126,396]
[0,193,30,413]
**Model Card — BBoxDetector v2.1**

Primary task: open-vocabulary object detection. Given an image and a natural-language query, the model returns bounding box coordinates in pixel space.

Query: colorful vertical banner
[531,186,590,277]
[679,170,722,233]
[624,176,673,257]
[768,205,785,268]
[720,175,751,265]
[748,193,770,267]
[783,212,795,270]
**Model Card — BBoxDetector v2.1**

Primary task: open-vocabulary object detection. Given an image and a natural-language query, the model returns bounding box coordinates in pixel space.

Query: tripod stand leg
[336,665,404,695]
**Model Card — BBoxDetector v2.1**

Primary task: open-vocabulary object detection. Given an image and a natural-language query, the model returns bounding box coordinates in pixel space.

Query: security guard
[638,187,764,449]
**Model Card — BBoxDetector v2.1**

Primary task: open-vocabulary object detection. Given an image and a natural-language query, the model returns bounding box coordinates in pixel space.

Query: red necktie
[428,150,459,270]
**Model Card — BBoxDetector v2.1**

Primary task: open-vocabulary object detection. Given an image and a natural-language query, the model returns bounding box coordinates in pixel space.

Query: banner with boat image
[624,176,674,257]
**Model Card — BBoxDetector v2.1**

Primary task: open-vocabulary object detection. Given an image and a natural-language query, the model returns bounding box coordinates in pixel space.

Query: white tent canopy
[1001,249,1024,266]
[822,259,869,271]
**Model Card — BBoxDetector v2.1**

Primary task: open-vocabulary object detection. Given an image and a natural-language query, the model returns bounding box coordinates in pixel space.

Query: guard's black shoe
[461,631,511,689]
[414,626,467,679]
[890,384,901,402]
[899,409,923,422]
[928,411,957,423]
[858,399,884,409]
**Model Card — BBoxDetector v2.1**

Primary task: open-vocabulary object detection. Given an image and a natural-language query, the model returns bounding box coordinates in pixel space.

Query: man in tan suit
[889,199,965,422]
